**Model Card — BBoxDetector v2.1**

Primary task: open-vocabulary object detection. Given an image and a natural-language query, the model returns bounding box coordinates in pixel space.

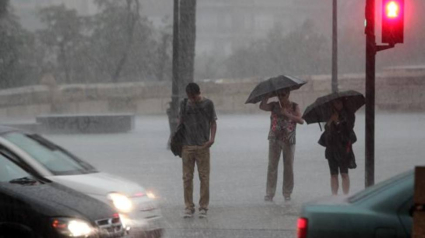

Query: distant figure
[260,89,304,202]
[320,99,356,195]
[179,82,217,218]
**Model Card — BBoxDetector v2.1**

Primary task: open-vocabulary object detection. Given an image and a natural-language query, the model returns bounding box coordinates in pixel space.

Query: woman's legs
[282,143,295,200]
[328,157,339,195]
[265,140,282,200]
[341,173,350,195]
[328,151,350,195]
[330,175,339,195]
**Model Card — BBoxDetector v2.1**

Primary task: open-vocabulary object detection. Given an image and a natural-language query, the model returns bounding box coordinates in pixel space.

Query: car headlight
[108,193,133,213]
[52,218,94,237]
[147,191,156,199]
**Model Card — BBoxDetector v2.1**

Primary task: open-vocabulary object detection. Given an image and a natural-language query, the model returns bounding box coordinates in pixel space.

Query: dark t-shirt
[179,97,217,146]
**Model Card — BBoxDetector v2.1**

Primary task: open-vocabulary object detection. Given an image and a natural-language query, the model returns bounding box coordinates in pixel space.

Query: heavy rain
[0,0,424,238]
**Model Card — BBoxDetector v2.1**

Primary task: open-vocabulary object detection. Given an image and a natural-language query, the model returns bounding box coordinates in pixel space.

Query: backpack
[170,99,188,157]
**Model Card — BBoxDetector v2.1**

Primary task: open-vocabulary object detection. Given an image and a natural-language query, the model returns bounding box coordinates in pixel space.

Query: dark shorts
[327,156,348,175]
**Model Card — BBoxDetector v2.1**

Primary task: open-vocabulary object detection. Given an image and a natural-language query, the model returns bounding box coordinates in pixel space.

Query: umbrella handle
[316,110,322,131]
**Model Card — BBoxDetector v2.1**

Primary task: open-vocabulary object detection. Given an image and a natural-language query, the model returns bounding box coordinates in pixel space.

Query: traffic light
[382,0,404,44]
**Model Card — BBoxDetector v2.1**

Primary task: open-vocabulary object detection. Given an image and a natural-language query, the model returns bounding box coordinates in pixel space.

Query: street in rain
[46,112,425,237]
[1,0,425,237]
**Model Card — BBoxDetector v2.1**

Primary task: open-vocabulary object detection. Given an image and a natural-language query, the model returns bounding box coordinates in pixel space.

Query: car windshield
[3,133,96,175]
[0,153,33,183]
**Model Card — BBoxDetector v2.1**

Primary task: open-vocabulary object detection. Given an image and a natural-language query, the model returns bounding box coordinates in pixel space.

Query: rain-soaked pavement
[46,112,425,238]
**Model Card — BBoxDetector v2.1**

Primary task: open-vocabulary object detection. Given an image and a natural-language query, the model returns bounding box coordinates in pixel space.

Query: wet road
[47,112,425,238]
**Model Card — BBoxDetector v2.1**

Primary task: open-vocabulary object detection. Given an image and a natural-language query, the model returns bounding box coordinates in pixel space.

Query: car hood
[0,182,117,221]
[48,172,145,199]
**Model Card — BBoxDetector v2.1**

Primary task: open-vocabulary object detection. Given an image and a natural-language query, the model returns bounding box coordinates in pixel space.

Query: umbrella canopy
[245,75,307,104]
[302,90,365,124]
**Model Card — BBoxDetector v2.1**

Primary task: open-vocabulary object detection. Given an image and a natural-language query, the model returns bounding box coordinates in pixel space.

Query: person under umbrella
[322,99,356,195]
[304,91,364,195]
[260,89,304,202]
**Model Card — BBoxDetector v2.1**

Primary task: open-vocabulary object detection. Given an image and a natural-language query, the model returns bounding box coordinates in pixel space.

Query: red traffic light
[385,1,400,18]
[382,0,404,44]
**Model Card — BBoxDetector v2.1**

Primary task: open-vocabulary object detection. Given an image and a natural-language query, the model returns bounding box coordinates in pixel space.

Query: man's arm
[205,100,217,148]
[206,120,217,148]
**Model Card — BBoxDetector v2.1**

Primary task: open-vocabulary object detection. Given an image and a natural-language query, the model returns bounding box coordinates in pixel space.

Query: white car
[0,126,163,238]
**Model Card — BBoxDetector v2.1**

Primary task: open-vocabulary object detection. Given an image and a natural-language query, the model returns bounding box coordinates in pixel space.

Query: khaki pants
[266,140,295,198]
[182,145,210,211]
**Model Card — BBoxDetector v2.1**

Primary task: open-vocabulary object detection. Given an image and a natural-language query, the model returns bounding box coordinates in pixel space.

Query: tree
[35,1,164,84]
[37,5,87,84]
[90,0,157,83]
[0,0,8,19]
[100,0,139,82]
[0,0,38,88]
[195,53,227,80]
[338,27,364,73]
[280,20,330,75]
[225,41,265,79]
[225,20,330,78]
[154,22,172,82]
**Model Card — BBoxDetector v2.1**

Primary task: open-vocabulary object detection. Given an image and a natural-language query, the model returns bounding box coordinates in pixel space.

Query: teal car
[298,170,413,238]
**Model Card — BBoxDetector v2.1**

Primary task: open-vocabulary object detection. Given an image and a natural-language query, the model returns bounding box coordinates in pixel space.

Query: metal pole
[332,0,338,93]
[168,0,180,136]
[413,166,425,237]
[365,0,376,187]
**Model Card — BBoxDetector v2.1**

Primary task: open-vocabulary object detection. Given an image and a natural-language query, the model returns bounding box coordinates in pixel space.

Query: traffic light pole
[365,3,376,187]
[365,0,394,188]
[332,0,338,93]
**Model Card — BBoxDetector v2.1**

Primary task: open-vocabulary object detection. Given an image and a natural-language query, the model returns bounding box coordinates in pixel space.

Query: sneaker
[264,195,273,202]
[183,209,194,218]
[284,196,291,202]
[199,209,207,219]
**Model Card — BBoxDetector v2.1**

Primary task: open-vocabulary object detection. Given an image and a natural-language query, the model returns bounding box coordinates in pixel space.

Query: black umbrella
[302,90,365,124]
[245,75,307,104]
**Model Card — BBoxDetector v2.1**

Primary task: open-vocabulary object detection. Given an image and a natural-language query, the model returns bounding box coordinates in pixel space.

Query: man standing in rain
[260,89,304,202]
[179,82,217,218]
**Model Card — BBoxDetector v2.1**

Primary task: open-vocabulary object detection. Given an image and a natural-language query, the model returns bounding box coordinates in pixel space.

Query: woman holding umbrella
[303,90,364,196]
[245,75,306,202]
[260,89,304,202]
[321,98,356,195]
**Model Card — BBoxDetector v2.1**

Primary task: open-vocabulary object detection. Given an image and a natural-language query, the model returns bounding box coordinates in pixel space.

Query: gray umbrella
[245,75,307,104]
